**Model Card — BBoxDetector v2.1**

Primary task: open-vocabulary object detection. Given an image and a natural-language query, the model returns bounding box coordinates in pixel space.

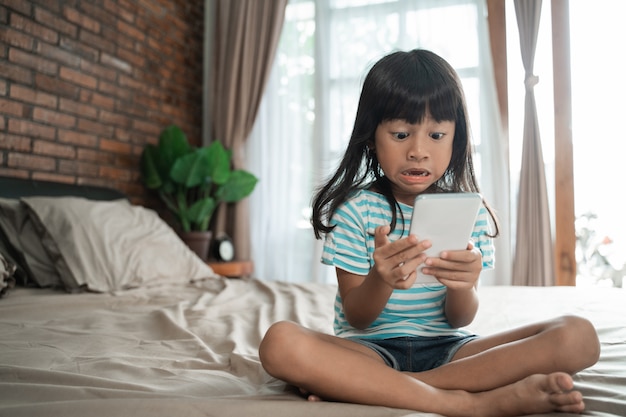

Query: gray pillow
[0,252,16,298]
[0,198,63,288]
[21,197,219,293]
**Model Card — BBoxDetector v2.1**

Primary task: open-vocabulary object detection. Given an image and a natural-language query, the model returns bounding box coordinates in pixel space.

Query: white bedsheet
[0,279,624,417]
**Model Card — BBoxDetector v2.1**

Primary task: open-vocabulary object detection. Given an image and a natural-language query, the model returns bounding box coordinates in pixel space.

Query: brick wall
[0,0,204,206]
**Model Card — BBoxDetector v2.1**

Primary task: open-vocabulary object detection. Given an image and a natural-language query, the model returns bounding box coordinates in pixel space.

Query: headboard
[0,177,127,200]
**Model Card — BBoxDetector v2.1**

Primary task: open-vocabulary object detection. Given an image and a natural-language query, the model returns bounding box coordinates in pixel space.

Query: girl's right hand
[371,225,430,289]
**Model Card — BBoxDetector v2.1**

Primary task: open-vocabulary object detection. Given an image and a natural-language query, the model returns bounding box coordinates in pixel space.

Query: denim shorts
[352,334,478,372]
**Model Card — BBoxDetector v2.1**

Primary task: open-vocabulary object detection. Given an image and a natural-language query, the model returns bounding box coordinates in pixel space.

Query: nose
[407,137,428,161]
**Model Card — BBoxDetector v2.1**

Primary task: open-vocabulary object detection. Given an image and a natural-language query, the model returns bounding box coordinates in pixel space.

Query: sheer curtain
[248,0,510,285]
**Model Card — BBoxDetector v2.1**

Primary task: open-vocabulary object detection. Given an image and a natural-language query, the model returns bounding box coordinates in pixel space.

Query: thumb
[374,225,391,249]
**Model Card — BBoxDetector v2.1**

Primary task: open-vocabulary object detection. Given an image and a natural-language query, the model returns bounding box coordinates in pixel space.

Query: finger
[373,225,391,249]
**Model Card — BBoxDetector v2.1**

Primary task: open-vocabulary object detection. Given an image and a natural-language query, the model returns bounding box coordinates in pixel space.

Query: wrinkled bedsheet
[0,278,624,417]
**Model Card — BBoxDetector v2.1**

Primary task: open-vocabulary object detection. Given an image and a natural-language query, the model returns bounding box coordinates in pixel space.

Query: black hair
[311,49,499,239]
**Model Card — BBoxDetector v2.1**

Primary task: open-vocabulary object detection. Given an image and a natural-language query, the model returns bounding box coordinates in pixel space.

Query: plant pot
[179,231,213,261]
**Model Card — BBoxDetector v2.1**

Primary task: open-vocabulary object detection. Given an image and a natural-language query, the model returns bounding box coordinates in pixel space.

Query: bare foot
[299,387,323,402]
[475,372,585,417]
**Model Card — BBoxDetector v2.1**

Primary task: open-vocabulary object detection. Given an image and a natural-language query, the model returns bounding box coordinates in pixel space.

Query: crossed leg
[416,315,600,392]
[259,315,599,417]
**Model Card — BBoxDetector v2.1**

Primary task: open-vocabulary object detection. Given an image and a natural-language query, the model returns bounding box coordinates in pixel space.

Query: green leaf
[215,170,258,202]
[170,150,211,188]
[140,144,163,189]
[158,125,191,171]
[204,141,231,185]
[187,197,217,231]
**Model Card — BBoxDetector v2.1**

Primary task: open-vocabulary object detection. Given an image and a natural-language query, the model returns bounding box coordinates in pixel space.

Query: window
[248,0,508,284]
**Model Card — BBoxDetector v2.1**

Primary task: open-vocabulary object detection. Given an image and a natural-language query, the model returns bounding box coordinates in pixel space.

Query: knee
[556,315,600,369]
[259,321,307,377]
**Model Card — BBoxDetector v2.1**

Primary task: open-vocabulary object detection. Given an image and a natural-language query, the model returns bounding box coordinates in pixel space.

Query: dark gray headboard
[0,177,127,200]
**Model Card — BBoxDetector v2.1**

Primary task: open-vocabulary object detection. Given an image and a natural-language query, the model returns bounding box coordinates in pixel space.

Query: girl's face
[373,115,455,206]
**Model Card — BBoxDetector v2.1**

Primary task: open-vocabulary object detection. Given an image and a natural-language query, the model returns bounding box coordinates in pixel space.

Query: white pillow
[21,197,220,293]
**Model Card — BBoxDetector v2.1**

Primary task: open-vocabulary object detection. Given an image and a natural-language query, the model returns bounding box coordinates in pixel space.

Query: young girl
[259,49,600,416]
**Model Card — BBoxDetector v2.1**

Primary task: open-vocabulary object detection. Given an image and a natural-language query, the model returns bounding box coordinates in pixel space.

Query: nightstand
[207,260,254,278]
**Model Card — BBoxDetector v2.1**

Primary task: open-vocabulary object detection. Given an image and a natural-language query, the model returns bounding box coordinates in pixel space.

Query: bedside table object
[207,261,254,278]
[213,235,235,262]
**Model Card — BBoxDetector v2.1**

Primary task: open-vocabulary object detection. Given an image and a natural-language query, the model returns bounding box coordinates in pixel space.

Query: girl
[259,49,599,417]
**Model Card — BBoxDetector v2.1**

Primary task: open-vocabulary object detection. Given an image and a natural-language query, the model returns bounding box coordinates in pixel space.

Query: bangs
[371,50,463,124]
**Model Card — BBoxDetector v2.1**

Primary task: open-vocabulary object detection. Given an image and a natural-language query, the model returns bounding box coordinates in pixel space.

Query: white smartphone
[409,193,482,284]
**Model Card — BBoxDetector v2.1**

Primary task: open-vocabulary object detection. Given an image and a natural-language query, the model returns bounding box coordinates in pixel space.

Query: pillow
[21,197,220,293]
[0,198,63,288]
[0,252,16,298]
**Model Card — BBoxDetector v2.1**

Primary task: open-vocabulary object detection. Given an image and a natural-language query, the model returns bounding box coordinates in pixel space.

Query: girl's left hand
[421,241,482,290]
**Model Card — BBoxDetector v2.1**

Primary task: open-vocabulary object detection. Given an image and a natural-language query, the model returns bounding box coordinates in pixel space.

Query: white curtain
[248,0,510,285]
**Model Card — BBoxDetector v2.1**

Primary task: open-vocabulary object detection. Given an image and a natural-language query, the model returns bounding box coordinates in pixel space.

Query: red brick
[8,152,56,171]
[117,19,144,42]
[58,129,98,148]
[132,119,160,136]
[99,138,132,154]
[33,139,76,158]
[10,85,58,108]
[116,0,141,21]
[118,73,143,92]
[59,97,98,119]
[9,47,58,74]
[80,59,116,82]
[11,13,58,44]
[8,118,56,140]
[0,79,6,96]
[36,42,82,67]
[59,67,97,89]
[0,61,33,84]
[78,2,117,28]
[34,7,78,38]
[77,148,110,163]
[32,172,76,184]
[3,0,31,15]
[99,110,131,128]
[0,133,32,151]
[80,90,114,110]
[59,37,99,62]
[79,29,115,54]
[100,52,132,73]
[99,165,132,181]
[77,118,114,137]
[58,158,99,176]
[0,97,27,117]
[117,47,145,69]
[103,0,134,22]
[64,7,101,34]
[0,168,29,179]
[0,27,34,50]
[36,73,80,99]
[97,80,132,101]
[137,0,166,17]
[33,107,77,128]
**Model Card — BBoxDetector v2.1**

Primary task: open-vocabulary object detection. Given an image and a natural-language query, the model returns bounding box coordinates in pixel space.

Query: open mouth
[402,168,430,177]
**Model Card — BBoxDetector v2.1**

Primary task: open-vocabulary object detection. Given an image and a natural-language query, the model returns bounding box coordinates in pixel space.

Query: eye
[430,132,445,140]
[393,132,409,140]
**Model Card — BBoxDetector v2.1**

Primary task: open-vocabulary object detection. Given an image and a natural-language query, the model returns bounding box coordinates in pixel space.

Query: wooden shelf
[207,260,254,278]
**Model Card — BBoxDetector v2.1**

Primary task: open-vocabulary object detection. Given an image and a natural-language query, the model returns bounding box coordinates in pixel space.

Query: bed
[0,177,624,417]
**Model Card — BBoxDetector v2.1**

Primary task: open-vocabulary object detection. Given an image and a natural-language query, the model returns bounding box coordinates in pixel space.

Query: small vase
[179,231,213,261]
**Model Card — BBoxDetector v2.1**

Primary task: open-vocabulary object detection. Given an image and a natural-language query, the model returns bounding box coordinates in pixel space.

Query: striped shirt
[321,189,494,340]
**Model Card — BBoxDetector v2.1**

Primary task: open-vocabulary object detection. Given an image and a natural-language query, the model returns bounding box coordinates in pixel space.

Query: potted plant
[140,124,258,260]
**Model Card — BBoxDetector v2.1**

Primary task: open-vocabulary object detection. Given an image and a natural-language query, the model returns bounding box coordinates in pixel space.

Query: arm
[339,225,430,329]
[422,242,483,328]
